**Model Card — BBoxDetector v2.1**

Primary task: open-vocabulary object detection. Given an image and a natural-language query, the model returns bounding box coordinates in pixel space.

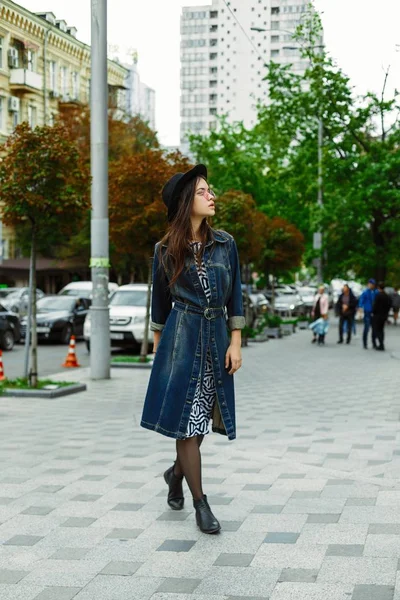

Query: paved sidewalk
[1,325,400,600]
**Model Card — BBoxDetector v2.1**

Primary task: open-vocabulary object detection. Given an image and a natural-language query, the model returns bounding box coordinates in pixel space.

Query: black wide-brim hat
[162,164,207,222]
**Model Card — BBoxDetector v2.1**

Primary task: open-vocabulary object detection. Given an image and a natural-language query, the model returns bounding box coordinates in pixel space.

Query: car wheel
[86,341,90,353]
[61,324,73,345]
[1,330,15,351]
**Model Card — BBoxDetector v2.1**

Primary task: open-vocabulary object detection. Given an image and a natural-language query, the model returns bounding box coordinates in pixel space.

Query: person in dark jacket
[358,278,378,349]
[372,282,392,351]
[337,284,357,344]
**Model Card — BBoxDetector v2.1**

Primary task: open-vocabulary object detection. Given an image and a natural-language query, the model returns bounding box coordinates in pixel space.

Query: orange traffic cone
[62,335,81,368]
[0,350,6,381]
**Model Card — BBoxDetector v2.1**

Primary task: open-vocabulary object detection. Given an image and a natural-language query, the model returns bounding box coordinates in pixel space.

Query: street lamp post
[90,0,110,379]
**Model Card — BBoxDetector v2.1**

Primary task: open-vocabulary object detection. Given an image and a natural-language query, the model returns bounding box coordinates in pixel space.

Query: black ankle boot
[193,495,221,534]
[164,464,184,510]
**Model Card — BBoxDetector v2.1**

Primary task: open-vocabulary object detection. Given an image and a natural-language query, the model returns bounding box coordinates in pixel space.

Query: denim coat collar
[161,228,230,248]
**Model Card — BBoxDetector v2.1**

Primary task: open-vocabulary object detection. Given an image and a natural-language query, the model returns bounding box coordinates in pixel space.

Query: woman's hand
[225,343,242,375]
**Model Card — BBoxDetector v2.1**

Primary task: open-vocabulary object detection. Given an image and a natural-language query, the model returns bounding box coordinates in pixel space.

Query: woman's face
[343,285,349,295]
[191,177,216,219]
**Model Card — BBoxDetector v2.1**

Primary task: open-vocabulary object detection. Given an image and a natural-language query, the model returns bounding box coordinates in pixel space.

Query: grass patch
[111,356,153,364]
[0,378,76,393]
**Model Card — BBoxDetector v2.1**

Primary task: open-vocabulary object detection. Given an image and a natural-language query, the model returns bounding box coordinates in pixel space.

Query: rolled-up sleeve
[150,245,172,332]
[226,238,246,330]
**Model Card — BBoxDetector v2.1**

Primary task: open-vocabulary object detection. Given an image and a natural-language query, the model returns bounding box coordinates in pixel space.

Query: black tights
[173,435,204,501]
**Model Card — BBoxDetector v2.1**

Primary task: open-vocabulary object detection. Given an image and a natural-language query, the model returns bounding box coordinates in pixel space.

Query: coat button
[217,380,222,385]
[211,337,215,342]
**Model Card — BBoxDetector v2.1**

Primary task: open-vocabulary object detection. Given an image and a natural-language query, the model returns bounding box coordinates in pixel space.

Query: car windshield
[3,291,22,301]
[37,297,75,312]
[110,290,147,307]
[0,289,16,298]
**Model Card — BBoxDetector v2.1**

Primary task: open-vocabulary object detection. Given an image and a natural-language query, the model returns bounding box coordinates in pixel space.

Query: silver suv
[84,284,154,351]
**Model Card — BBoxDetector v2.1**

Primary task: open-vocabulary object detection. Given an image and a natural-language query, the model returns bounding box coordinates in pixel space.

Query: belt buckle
[204,307,213,320]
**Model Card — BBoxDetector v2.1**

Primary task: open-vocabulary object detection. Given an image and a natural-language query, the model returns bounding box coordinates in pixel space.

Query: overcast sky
[19,0,400,146]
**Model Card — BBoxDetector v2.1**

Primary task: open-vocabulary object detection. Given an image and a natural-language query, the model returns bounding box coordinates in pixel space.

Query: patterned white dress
[186,242,217,438]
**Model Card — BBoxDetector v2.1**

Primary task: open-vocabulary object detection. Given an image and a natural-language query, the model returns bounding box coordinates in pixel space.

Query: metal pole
[90,0,110,379]
[23,241,34,379]
[314,117,323,283]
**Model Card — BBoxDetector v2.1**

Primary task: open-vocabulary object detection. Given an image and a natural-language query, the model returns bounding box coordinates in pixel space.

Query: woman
[310,284,329,345]
[141,164,245,535]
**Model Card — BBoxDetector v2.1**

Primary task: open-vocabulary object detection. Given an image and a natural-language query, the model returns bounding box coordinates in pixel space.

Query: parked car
[58,281,119,298]
[84,283,154,352]
[0,287,20,300]
[0,304,21,350]
[264,288,306,316]
[297,286,317,315]
[249,293,270,318]
[1,287,45,317]
[20,296,91,344]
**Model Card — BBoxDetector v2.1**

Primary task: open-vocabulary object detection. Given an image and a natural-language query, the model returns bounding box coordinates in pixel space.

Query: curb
[111,362,153,370]
[2,383,87,399]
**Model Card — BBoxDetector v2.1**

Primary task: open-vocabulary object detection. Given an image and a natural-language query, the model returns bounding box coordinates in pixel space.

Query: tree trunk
[139,259,152,363]
[30,224,38,388]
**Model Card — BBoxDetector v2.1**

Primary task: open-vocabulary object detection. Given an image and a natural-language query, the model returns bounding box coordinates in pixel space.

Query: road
[0,324,400,599]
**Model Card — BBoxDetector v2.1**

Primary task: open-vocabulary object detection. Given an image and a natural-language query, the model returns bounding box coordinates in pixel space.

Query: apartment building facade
[180,0,313,150]
[125,59,156,130]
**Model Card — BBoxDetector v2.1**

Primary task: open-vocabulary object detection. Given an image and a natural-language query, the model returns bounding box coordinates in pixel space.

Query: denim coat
[141,229,245,441]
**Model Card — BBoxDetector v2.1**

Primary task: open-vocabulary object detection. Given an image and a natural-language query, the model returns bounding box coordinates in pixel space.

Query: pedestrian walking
[372,282,392,351]
[337,284,357,344]
[390,288,400,326]
[310,285,329,345]
[141,164,245,535]
[358,278,377,349]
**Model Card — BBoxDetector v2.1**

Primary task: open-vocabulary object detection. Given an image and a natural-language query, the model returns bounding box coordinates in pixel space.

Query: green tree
[0,123,90,386]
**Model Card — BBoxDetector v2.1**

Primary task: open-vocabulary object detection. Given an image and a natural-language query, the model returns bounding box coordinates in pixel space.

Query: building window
[271,49,280,57]
[271,7,280,14]
[271,21,280,30]
[12,110,19,129]
[28,105,37,128]
[210,10,218,18]
[0,37,3,69]
[210,52,217,60]
[271,35,279,43]
[49,61,57,91]
[60,66,68,96]
[27,49,35,71]
[72,72,79,99]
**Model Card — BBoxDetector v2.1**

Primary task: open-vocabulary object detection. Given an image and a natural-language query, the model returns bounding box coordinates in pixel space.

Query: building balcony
[58,93,83,108]
[9,69,43,92]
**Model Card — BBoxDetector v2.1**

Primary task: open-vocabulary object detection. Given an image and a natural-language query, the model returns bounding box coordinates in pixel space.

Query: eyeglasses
[197,188,216,199]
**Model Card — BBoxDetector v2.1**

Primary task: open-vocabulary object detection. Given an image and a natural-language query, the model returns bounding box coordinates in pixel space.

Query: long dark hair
[159,176,213,287]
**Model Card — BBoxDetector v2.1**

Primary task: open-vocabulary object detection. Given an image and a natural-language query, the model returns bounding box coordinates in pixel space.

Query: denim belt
[174,301,225,320]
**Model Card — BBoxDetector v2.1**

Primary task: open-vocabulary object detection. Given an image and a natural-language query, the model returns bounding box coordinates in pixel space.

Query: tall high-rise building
[180,0,313,151]
[125,58,156,130]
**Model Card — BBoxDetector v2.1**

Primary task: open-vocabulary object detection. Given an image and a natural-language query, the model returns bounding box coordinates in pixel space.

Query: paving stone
[307,514,340,524]
[0,570,29,583]
[269,582,354,599]
[100,561,142,576]
[105,528,144,539]
[326,479,354,486]
[369,525,400,535]
[33,588,82,600]
[157,539,197,552]
[157,578,201,593]
[317,557,397,585]
[111,503,144,511]
[278,474,306,479]
[115,482,145,489]
[4,535,43,546]
[352,584,395,600]
[72,495,102,502]
[264,533,299,544]
[242,484,271,491]
[213,553,254,567]
[0,497,14,505]
[278,568,318,582]
[326,544,364,557]
[346,498,376,506]
[252,505,283,514]
[61,518,96,527]
[291,491,320,499]
[219,521,243,532]
[33,486,64,493]
[21,506,54,515]
[157,511,190,521]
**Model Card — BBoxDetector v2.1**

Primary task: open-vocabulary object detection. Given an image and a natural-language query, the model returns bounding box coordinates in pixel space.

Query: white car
[58,281,119,299]
[84,283,154,351]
